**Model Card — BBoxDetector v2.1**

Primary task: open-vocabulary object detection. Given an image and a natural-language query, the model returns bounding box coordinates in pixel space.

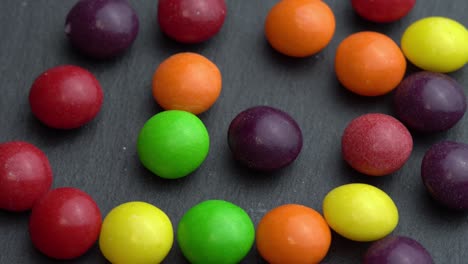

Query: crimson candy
[364,236,433,264]
[394,72,466,133]
[0,141,52,212]
[29,187,102,259]
[65,0,139,58]
[228,106,302,171]
[422,141,468,210]
[158,0,227,43]
[351,0,416,23]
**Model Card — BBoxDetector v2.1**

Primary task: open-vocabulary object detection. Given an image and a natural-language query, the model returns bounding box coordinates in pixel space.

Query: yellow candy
[99,201,174,264]
[401,16,468,73]
[322,183,398,242]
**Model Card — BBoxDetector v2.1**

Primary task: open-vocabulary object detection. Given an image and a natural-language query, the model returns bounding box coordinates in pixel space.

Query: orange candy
[335,31,406,96]
[152,52,222,114]
[265,0,336,57]
[256,204,331,264]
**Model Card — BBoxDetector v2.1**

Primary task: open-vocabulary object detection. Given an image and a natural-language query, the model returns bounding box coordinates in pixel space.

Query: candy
[394,72,467,133]
[351,0,416,23]
[323,183,399,242]
[137,110,209,179]
[65,0,139,59]
[158,0,227,43]
[401,17,468,73]
[364,236,433,264]
[152,52,222,114]
[265,0,335,57]
[228,106,302,171]
[335,31,406,96]
[29,65,103,129]
[256,204,331,264]
[29,187,102,259]
[0,141,52,212]
[421,141,468,210]
[99,202,173,264]
[342,113,413,176]
[177,200,255,264]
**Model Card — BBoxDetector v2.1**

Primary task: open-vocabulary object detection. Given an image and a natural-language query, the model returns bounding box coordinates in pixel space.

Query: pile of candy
[1,0,468,263]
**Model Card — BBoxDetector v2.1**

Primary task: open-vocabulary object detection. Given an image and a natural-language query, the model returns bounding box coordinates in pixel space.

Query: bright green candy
[137,110,209,179]
[401,16,468,73]
[177,200,255,264]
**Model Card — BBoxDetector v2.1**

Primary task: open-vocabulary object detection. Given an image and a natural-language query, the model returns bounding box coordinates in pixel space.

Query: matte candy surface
[137,110,209,179]
[335,31,406,96]
[177,200,255,264]
[342,113,413,176]
[323,184,399,242]
[265,0,336,57]
[0,141,52,212]
[228,106,303,171]
[29,187,102,260]
[256,204,331,264]
[364,236,433,264]
[421,141,468,210]
[65,0,139,58]
[351,0,416,23]
[158,0,227,43]
[394,72,467,132]
[29,65,103,129]
[401,17,468,73]
[99,202,173,264]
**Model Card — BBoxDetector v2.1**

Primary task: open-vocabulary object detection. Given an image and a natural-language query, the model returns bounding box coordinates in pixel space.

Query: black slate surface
[1,0,468,263]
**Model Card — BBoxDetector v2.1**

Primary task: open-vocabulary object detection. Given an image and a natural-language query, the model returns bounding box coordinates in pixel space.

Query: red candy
[29,187,102,260]
[158,0,227,43]
[342,113,413,176]
[29,65,103,129]
[0,141,52,212]
[351,0,416,23]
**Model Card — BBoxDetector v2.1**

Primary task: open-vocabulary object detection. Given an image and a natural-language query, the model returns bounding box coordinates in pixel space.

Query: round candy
[394,72,467,133]
[256,204,331,264]
[335,31,406,96]
[137,110,209,179]
[364,236,433,264]
[29,187,102,259]
[158,0,227,43]
[29,65,103,129]
[99,202,173,264]
[422,141,468,210]
[152,52,222,114]
[0,141,52,212]
[401,17,468,73]
[342,113,413,176]
[177,200,255,264]
[228,106,303,171]
[265,0,335,57]
[65,0,139,58]
[351,0,416,23]
[323,183,399,242]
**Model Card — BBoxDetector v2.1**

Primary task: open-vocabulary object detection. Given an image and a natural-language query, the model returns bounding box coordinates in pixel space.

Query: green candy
[177,200,255,264]
[137,110,209,179]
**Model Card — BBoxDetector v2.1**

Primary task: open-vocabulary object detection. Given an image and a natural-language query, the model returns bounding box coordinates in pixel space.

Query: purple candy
[394,72,466,132]
[65,0,139,59]
[422,141,468,210]
[228,106,302,171]
[364,236,433,264]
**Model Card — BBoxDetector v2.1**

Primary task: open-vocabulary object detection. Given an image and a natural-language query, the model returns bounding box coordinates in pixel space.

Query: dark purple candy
[364,236,433,264]
[422,141,468,210]
[228,106,302,171]
[394,72,466,132]
[65,0,139,59]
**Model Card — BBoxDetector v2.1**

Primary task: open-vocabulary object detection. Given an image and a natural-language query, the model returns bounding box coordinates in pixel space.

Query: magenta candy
[65,0,139,58]
[228,106,302,171]
[422,141,468,210]
[342,113,413,176]
[394,72,466,133]
[158,0,227,43]
[351,0,416,23]
[364,236,433,264]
